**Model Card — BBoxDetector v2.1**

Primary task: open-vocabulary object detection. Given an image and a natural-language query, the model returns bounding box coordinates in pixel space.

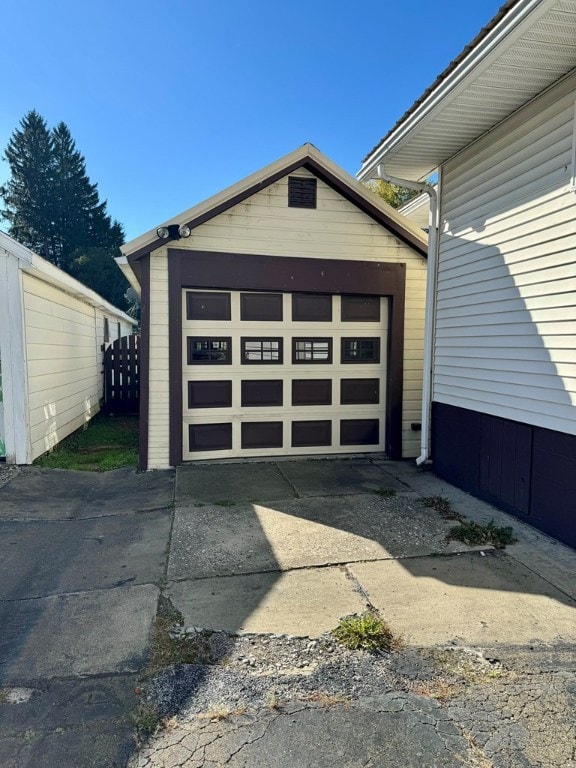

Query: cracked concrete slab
[167,567,366,636]
[349,551,576,646]
[176,463,295,504]
[0,468,174,520]
[0,510,172,600]
[0,584,159,682]
[168,494,475,580]
[277,458,408,497]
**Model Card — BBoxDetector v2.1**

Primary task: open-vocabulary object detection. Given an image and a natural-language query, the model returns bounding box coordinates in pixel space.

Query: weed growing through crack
[374,488,397,498]
[332,611,400,653]
[449,519,517,549]
[300,691,350,707]
[144,596,212,678]
[422,495,461,520]
[412,680,458,703]
[267,688,281,710]
[215,500,237,507]
[197,705,247,722]
[132,699,161,742]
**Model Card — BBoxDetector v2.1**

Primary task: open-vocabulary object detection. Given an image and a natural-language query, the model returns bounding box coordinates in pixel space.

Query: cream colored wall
[23,273,101,460]
[147,248,171,469]
[148,171,426,465]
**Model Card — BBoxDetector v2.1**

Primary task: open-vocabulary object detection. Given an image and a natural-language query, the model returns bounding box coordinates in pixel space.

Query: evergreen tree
[0,111,129,308]
[0,111,58,260]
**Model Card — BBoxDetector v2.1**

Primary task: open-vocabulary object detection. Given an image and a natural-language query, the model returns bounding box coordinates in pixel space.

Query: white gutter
[359,0,547,181]
[376,165,439,466]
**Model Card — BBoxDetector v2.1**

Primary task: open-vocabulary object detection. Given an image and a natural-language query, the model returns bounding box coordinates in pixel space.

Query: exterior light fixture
[156,224,192,240]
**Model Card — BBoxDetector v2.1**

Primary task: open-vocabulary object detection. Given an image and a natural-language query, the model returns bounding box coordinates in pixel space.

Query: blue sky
[2,1,502,241]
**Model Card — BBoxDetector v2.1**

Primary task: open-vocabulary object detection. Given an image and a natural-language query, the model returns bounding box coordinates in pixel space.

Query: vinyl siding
[436,71,576,435]
[171,170,427,458]
[23,274,101,460]
[147,249,171,469]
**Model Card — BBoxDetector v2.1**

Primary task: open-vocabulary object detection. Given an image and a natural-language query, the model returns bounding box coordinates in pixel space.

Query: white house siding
[436,71,576,436]
[147,249,171,469]
[23,273,102,460]
[22,273,134,461]
[165,169,426,460]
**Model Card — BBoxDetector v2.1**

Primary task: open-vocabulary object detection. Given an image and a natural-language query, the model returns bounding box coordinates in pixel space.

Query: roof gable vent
[288,176,317,208]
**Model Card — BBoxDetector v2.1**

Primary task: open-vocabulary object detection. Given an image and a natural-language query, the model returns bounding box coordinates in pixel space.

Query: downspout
[376,165,439,466]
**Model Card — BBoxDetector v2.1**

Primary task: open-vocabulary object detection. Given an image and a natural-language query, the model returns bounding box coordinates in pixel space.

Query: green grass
[332,611,400,653]
[34,414,139,471]
[448,519,517,549]
[374,488,397,498]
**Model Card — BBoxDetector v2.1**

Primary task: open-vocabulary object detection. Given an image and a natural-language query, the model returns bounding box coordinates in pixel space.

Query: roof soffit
[359,0,576,181]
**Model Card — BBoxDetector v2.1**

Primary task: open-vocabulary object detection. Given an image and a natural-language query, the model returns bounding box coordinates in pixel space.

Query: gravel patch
[145,629,484,720]
[0,463,21,490]
[137,628,576,768]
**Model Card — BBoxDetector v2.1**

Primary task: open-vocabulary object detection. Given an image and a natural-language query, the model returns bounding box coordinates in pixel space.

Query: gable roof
[121,144,427,263]
[358,0,576,182]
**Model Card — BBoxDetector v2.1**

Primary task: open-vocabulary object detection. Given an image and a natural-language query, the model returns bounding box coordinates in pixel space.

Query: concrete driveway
[0,457,574,767]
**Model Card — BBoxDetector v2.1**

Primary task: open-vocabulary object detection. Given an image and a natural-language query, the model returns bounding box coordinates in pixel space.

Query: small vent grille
[288,177,317,208]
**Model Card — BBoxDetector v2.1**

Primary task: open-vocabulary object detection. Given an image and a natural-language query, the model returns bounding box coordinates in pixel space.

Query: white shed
[359,0,576,548]
[0,232,136,464]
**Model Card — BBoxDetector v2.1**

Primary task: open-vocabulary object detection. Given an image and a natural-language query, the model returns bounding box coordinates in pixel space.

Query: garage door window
[187,337,232,364]
[342,338,380,364]
[241,337,283,364]
[293,338,332,363]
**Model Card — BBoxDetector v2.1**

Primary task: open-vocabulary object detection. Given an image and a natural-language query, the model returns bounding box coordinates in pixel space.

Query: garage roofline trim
[122,144,427,266]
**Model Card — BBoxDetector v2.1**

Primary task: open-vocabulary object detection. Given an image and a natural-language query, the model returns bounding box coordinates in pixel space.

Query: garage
[117,144,427,469]
[183,289,388,460]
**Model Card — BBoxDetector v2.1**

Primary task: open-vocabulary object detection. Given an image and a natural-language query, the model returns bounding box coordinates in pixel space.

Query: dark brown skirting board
[432,401,576,549]
[167,249,405,466]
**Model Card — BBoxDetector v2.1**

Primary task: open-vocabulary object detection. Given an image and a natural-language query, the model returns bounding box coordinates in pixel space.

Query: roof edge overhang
[123,144,427,264]
[358,0,560,182]
[0,230,135,323]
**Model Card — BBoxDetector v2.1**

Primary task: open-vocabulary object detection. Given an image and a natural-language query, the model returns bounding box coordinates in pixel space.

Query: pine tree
[0,111,58,260]
[1,111,129,307]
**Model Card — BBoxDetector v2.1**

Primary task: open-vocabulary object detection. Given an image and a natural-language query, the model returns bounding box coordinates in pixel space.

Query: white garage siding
[436,71,576,436]
[147,248,171,470]
[146,169,426,467]
[22,273,135,461]
[0,232,136,464]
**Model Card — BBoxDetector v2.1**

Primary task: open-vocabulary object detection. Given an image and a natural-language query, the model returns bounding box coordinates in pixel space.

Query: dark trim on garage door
[168,249,405,466]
